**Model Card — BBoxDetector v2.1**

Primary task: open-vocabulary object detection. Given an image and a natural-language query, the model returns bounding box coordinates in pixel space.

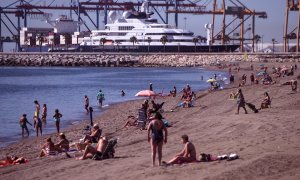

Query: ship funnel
[109,11,117,23]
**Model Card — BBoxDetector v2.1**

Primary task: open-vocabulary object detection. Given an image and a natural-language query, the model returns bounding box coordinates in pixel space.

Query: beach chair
[92,138,118,160]
[137,108,147,129]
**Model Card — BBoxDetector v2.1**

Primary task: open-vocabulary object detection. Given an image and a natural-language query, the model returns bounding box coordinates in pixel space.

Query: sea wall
[0,53,300,67]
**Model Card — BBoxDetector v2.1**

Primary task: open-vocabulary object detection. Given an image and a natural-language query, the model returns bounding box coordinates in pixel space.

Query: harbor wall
[0,53,300,67]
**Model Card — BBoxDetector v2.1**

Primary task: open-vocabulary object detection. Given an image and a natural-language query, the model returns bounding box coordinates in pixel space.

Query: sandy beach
[0,60,300,180]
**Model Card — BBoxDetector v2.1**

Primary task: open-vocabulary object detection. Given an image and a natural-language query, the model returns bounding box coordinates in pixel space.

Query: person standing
[147,112,168,166]
[42,104,47,124]
[97,90,105,107]
[250,73,255,85]
[149,83,153,91]
[121,90,125,96]
[19,114,31,137]
[33,116,42,137]
[84,95,89,113]
[53,109,63,133]
[34,100,40,125]
[236,88,248,114]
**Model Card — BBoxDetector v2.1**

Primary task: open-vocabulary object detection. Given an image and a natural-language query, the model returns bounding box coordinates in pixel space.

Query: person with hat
[83,124,102,143]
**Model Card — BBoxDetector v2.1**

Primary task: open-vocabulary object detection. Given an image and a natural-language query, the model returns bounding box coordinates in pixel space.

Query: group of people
[39,133,70,157]
[147,112,196,166]
[19,100,62,137]
[180,85,196,108]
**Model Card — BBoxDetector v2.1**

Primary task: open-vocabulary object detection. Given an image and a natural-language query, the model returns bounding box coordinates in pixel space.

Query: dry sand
[1,61,300,180]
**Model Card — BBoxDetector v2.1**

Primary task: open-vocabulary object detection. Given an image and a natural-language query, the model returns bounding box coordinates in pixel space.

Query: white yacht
[79,0,238,52]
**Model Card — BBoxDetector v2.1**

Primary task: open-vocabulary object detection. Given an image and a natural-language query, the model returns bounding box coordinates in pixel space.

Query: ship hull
[22,44,239,53]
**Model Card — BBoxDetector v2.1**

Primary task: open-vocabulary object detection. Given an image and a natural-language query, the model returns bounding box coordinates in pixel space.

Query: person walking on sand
[236,88,248,114]
[19,114,31,137]
[97,90,105,107]
[147,112,168,166]
[84,95,89,113]
[42,104,47,124]
[162,134,196,166]
[250,73,255,85]
[33,116,42,136]
[34,100,40,119]
[53,109,62,133]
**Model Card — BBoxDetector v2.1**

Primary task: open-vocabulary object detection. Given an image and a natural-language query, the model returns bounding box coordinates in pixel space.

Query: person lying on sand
[0,156,26,166]
[162,134,196,166]
[76,136,108,160]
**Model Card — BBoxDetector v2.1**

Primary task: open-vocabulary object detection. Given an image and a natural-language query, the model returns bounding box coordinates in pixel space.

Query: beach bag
[200,153,211,162]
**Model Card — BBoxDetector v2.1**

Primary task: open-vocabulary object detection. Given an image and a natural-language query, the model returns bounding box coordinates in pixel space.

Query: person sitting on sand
[183,95,192,108]
[123,115,138,128]
[55,133,70,152]
[39,137,57,157]
[169,86,177,97]
[236,88,248,114]
[77,136,108,160]
[147,112,168,166]
[162,134,196,166]
[82,124,102,143]
[261,92,271,109]
[291,80,298,91]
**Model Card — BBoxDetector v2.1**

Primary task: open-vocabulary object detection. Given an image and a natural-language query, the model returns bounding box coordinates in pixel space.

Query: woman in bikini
[42,104,47,125]
[147,112,168,166]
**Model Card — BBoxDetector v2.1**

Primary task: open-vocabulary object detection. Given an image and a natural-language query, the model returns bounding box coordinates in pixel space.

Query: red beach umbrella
[135,90,157,97]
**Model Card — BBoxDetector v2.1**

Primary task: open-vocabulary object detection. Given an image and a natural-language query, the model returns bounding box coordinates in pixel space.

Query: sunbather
[55,133,70,152]
[77,136,108,160]
[83,123,102,143]
[163,134,196,165]
[0,156,26,166]
[123,115,138,128]
[39,137,57,157]
[261,92,271,109]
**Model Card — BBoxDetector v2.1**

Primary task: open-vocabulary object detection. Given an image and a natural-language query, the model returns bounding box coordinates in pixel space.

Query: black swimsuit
[151,123,164,143]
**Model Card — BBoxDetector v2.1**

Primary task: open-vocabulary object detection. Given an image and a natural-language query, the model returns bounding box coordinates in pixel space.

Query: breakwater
[1,52,300,67]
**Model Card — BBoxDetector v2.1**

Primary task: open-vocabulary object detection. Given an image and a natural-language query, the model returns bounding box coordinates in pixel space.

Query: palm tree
[100,38,106,51]
[192,37,199,52]
[160,35,168,52]
[146,37,152,52]
[130,36,137,51]
[254,35,261,52]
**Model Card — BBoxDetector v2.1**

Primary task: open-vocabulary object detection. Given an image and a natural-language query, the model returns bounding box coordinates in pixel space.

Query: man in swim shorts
[163,134,196,165]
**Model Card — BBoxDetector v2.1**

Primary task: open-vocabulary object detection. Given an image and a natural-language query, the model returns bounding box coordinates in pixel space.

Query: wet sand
[1,60,300,180]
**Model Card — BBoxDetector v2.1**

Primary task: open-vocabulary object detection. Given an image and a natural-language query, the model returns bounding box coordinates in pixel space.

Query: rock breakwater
[0,53,299,67]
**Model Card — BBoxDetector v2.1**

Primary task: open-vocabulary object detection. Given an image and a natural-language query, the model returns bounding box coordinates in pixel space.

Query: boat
[79,0,239,52]
[20,0,239,52]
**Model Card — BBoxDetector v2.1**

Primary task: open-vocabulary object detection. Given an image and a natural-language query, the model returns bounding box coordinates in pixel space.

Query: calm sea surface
[0,67,228,147]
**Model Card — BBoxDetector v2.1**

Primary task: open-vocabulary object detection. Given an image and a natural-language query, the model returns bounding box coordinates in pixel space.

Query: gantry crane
[284,0,300,52]
[166,0,267,52]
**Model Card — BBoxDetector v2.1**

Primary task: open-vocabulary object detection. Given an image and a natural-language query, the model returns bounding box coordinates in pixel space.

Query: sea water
[0,67,228,147]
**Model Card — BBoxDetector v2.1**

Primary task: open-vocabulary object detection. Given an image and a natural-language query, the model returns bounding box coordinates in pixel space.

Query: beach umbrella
[207,78,216,83]
[257,71,267,76]
[135,90,157,97]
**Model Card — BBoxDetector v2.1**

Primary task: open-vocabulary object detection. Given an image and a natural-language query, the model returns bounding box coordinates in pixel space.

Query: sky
[0,0,297,47]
